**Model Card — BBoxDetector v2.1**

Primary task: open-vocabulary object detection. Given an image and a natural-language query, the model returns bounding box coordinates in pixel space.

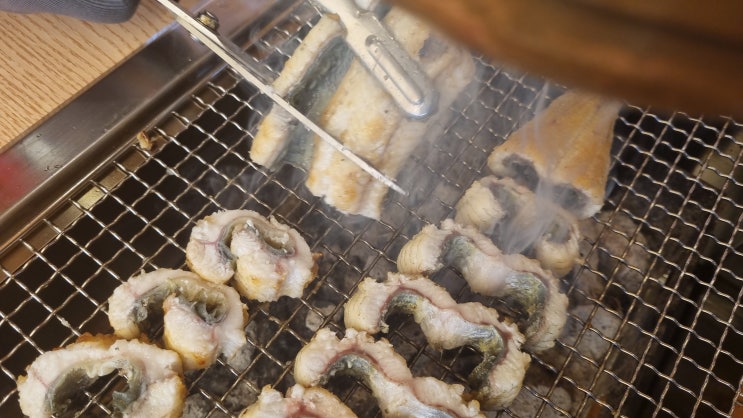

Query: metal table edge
[0,0,278,250]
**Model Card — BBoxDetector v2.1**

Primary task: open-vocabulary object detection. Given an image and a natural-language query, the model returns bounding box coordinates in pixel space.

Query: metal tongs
[311,0,438,119]
[154,0,439,195]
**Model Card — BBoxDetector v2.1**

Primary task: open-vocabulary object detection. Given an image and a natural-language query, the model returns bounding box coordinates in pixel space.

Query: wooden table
[0,0,175,150]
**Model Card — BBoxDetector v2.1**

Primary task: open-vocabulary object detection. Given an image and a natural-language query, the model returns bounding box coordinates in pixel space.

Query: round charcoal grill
[2,1,743,417]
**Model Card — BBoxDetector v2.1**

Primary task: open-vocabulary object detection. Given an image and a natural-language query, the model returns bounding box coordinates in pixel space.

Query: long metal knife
[154,0,407,195]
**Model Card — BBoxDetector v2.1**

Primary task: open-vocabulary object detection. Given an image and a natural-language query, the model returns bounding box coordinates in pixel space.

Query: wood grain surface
[0,0,175,150]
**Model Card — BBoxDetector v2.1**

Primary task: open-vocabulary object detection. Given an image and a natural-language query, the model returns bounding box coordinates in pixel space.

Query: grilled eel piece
[397,219,568,353]
[345,272,531,409]
[455,176,581,277]
[294,328,484,417]
[251,7,475,219]
[17,334,186,418]
[488,90,621,219]
[240,385,357,418]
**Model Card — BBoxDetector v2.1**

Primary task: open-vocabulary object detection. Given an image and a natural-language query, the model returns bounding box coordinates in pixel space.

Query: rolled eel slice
[186,209,318,301]
[455,176,581,277]
[294,328,484,418]
[487,90,622,219]
[344,273,531,409]
[240,385,357,418]
[17,334,186,418]
[186,209,254,284]
[229,213,319,301]
[397,219,568,352]
[108,268,248,370]
[252,6,475,218]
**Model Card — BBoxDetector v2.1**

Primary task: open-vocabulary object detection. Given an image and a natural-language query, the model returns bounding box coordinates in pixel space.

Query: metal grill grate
[3,2,743,417]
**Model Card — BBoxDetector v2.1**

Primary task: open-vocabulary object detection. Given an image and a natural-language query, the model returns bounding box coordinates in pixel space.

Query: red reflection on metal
[0,153,35,211]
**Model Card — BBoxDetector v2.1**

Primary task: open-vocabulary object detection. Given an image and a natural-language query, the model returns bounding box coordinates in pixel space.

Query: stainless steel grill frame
[3,1,743,417]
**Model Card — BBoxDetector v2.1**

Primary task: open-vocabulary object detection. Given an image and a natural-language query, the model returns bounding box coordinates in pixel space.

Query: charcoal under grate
[2,1,743,417]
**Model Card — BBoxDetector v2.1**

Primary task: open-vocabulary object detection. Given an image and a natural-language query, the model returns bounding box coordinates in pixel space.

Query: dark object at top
[0,0,140,23]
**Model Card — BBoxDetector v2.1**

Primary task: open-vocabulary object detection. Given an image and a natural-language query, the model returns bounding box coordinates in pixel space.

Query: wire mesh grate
[3,2,743,417]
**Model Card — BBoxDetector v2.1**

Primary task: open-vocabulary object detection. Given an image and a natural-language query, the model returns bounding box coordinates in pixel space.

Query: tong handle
[313,0,438,119]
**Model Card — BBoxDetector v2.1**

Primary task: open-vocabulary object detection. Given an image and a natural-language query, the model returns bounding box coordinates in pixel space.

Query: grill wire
[3,2,743,417]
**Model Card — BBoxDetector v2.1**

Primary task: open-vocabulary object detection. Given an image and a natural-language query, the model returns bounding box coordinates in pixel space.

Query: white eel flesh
[294,328,484,418]
[239,385,357,418]
[185,209,318,301]
[107,268,248,370]
[17,334,186,418]
[344,272,531,409]
[396,219,568,352]
[454,176,581,277]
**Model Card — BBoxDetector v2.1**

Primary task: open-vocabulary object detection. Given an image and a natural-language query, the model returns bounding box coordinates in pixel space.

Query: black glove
[0,0,140,23]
